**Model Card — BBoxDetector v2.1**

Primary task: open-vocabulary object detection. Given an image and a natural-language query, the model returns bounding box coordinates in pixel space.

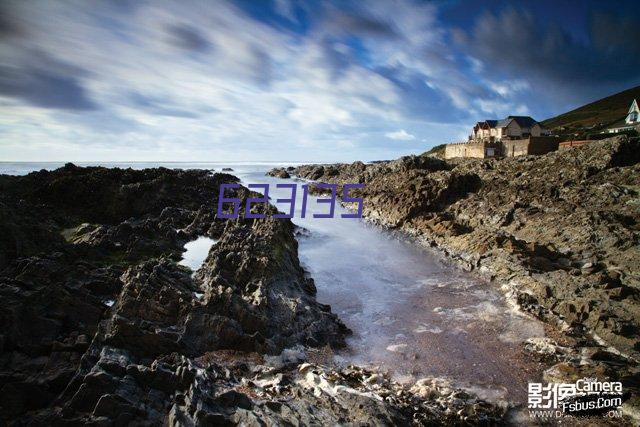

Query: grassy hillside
[423,143,446,157]
[542,85,640,133]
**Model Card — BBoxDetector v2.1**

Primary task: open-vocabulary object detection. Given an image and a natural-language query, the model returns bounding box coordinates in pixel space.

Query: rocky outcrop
[266,167,291,179]
[281,136,640,414]
[0,164,506,425]
[0,165,344,423]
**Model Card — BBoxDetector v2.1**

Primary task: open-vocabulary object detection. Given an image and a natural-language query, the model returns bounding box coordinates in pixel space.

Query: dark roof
[476,119,499,129]
[496,115,539,128]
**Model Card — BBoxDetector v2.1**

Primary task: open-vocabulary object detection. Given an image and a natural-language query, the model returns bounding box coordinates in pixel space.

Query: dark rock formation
[266,167,290,179]
[0,165,505,425]
[0,166,343,423]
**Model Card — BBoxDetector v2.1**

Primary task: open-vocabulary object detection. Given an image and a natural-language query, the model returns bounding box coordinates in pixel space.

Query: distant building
[606,99,639,133]
[626,99,639,125]
[470,116,546,142]
[445,115,557,159]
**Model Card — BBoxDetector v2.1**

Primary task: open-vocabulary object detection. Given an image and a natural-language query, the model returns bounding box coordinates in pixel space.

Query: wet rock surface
[266,167,291,179]
[0,164,507,425]
[280,136,640,420]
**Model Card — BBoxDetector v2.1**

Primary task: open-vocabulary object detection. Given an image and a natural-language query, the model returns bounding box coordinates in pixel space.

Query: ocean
[0,161,301,176]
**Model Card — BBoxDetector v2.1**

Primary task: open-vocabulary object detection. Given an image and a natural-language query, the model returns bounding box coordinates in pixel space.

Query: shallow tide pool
[179,236,217,272]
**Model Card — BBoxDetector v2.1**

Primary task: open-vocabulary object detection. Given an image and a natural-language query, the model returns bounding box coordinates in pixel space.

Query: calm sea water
[0,161,300,176]
[2,161,546,403]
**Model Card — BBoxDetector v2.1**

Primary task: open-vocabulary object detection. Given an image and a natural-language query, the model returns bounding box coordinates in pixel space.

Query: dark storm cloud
[166,23,213,52]
[0,52,97,111]
[589,12,640,56]
[0,2,22,38]
[456,8,640,89]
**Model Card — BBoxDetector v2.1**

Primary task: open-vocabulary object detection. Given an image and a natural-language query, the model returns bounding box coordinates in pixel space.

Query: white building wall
[626,101,639,124]
[531,124,542,137]
[504,121,522,138]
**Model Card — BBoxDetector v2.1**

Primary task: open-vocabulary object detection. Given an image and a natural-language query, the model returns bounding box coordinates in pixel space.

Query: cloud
[1,0,639,162]
[0,3,20,38]
[323,6,398,38]
[165,24,213,52]
[488,80,530,98]
[385,129,415,141]
[128,92,202,118]
[476,99,529,118]
[0,0,535,160]
[455,7,640,104]
[274,0,298,23]
[0,49,97,110]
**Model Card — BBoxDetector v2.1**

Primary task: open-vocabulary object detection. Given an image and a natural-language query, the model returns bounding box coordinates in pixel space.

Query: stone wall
[444,142,487,159]
[502,136,559,157]
[501,139,530,157]
[445,137,558,159]
[559,140,591,150]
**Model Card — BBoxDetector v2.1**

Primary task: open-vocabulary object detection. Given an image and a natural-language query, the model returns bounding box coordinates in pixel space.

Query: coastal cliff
[277,135,640,414]
[0,165,506,425]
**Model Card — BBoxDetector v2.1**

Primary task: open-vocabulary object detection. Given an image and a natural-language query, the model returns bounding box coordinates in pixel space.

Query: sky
[1,0,639,162]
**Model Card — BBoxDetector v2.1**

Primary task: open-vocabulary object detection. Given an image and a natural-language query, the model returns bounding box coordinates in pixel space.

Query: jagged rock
[0,165,350,424]
[266,168,290,179]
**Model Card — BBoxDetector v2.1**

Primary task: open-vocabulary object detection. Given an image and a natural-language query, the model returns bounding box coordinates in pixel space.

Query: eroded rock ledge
[276,135,640,415]
[0,165,506,425]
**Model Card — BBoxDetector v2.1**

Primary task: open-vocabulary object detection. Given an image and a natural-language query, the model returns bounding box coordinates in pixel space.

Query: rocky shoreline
[0,164,511,425]
[270,135,640,421]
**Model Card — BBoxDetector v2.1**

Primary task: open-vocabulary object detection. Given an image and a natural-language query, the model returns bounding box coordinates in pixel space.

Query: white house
[470,116,545,142]
[625,99,639,125]
[607,99,640,133]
